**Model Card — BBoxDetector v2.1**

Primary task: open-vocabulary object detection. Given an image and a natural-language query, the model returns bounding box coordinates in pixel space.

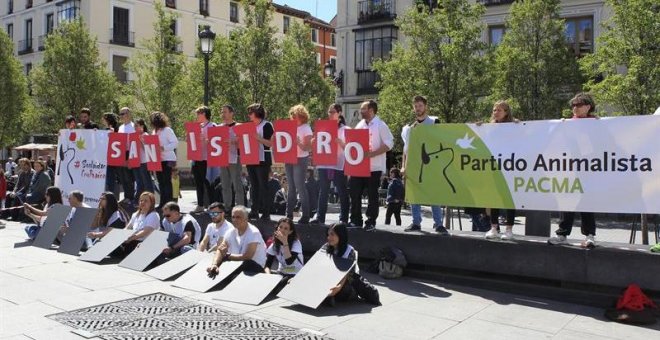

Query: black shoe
[347,222,362,229]
[363,224,376,232]
[297,218,310,225]
[309,219,323,225]
[434,224,450,236]
[260,215,271,221]
[404,224,421,232]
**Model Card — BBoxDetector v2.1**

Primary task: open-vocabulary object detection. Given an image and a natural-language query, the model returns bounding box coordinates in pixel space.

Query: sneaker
[582,235,596,249]
[500,230,514,240]
[192,206,205,214]
[404,224,421,232]
[363,224,376,232]
[309,219,323,225]
[547,235,568,245]
[347,222,362,229]
[434,225,450,236]
[485,228,499,239]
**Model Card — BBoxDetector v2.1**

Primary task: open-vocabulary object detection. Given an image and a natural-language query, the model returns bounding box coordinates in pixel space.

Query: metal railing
[18,38,33,55]
[358,0,396,24]
[109,28,135,47]
[477,0,516,6]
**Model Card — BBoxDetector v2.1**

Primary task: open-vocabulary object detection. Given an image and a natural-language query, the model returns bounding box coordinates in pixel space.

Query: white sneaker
[547,235,568,245]
[485,229,499,239]
[500,230,514,240]
[583,235,596,249]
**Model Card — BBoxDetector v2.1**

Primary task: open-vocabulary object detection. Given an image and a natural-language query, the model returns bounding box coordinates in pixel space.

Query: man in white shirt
[349,100,394,232]
[198,202,233,252]
[117,107,136,204]
[206,205,266,276]
[401,96,449,235]
[161,202,201,257]
[4,158,16,176]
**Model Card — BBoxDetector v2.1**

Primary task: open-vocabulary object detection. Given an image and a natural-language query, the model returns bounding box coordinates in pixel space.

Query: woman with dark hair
[102,113,120,132]
[25,160,50,205]
[265,218,304,277]
[87,192,129,240]
[246,103,274,220]
[23,186,63,239]
[65,115,77,129]
[134,119,155,194]
[323,223,380,307]
[150,112,178,208]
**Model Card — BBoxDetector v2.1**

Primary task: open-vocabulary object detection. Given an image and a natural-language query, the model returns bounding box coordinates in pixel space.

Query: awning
[12,143,57,151]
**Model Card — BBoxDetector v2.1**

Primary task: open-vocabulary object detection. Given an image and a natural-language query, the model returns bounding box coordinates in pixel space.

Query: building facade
[334,0,611,126]
[1,0,335,84]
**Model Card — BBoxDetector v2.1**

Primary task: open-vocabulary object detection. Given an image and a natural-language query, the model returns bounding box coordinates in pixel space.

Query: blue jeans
[317,168,349,223]
[411,204,444,227]
[285,157,310,219]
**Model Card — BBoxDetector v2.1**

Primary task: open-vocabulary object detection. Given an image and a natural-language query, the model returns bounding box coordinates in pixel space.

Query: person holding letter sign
[349,100,394,232]
[150,112,178,209]
[134,119,155,194]
[218,105,245,208]
[311,104,351,225]
[190,106,216,213]
[245,104,274,221]
[282,105,313,224]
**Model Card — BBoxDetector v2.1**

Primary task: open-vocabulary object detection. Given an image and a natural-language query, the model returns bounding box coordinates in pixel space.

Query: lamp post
[323,60,334,78]
[198,25,216,106]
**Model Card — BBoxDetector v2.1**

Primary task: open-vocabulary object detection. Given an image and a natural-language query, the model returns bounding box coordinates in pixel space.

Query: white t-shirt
[297,124,313,158]
[65,203,91,227]
[204,220,233,250]
[266,239,304,275]
[155,127,178,162]
[355,115,394,173]
[118,122,135,134]
[127,211,161,240]
[223,223,267,267]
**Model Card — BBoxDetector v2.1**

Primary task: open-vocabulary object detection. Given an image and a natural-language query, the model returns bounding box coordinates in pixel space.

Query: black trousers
[156,161,173,208]
[191,160,211,207]
[557,212,596,236]
[118,167,135,200]
[489,208,516,226]
[247,163,271,216]
[385,202,402,225]
[349,171,382,226]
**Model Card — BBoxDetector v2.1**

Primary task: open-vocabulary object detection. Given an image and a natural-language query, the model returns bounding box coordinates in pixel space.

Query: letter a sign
[273,120,298,164]
[107,132,126,166]
[344,129,370,177]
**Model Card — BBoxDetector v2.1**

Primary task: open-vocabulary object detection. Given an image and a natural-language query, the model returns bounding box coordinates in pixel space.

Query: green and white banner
[405,115,660,214]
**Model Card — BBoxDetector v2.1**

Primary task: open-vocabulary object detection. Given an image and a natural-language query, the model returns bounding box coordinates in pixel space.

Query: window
[165,0,176,9]
[45,13,54,34]
[111,7,133,46]
[199,0,209,16]
[6,24,13,40]
[25,19,32,48]
[329,56,336,69]
[283,16,290,34]
[311,28,318,43]
[488,25,505,46]
[113,55,129,83]
[8,0,13,14]
[330,33,336,47]
[57,0,80,23]
[26,0,33,9]
[355,26,397,94]
[229,2,238,23]
[565,17,593,57]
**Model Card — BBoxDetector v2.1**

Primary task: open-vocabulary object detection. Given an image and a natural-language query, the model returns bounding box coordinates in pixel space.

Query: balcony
[478,0,516,6]
[18,39,33,55]
[38,35,47,51]
[358,0,396,25]
[109,28,135,47]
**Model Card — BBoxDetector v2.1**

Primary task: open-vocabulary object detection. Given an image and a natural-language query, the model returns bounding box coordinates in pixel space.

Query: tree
[491,0,582,120]
[580,0,659,116]
[124,2,197,135]
[270,22,334,120]
[0,29,29,146]
[373,0,489,151]
[30,19,118,133]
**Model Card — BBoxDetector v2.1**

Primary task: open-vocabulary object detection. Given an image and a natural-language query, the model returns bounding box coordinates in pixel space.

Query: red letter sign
[234,123,260,165]
[185,122,203,161]
[207,126,229,167]
[343,129,370,177]
[312,120,338,166]
[107,132,126,167]
[273,120,298,164]
[127,133,142,169]
[143,135,162,171]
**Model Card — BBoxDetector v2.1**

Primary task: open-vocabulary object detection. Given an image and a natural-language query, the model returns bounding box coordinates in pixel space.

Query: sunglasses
[208,211,223,217]
[571,103,587,108]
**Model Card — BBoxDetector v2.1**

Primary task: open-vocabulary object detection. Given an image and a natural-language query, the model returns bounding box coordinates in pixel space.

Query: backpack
[373,246,407,279]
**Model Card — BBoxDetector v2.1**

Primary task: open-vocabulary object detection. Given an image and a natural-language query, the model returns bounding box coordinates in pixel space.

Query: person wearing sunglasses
[548,93,599,249]
[161,202,201,258]
[198,202,233,252]
[206,205,267,277]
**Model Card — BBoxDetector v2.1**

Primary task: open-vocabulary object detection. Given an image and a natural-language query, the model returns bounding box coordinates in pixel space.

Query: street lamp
[198,25,216,106]
[323,60,334,78]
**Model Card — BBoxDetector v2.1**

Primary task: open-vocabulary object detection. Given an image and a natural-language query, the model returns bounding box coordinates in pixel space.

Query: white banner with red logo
[55,129,109,207]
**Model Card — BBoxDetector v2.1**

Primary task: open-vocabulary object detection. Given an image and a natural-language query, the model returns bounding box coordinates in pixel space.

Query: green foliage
[124,2,198,135]
[30,18,118,133]
[491,0,582,120]
[0,29,29,146]
[373,0,488,151]
[270,22,334,121]
[580,0,659,115]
